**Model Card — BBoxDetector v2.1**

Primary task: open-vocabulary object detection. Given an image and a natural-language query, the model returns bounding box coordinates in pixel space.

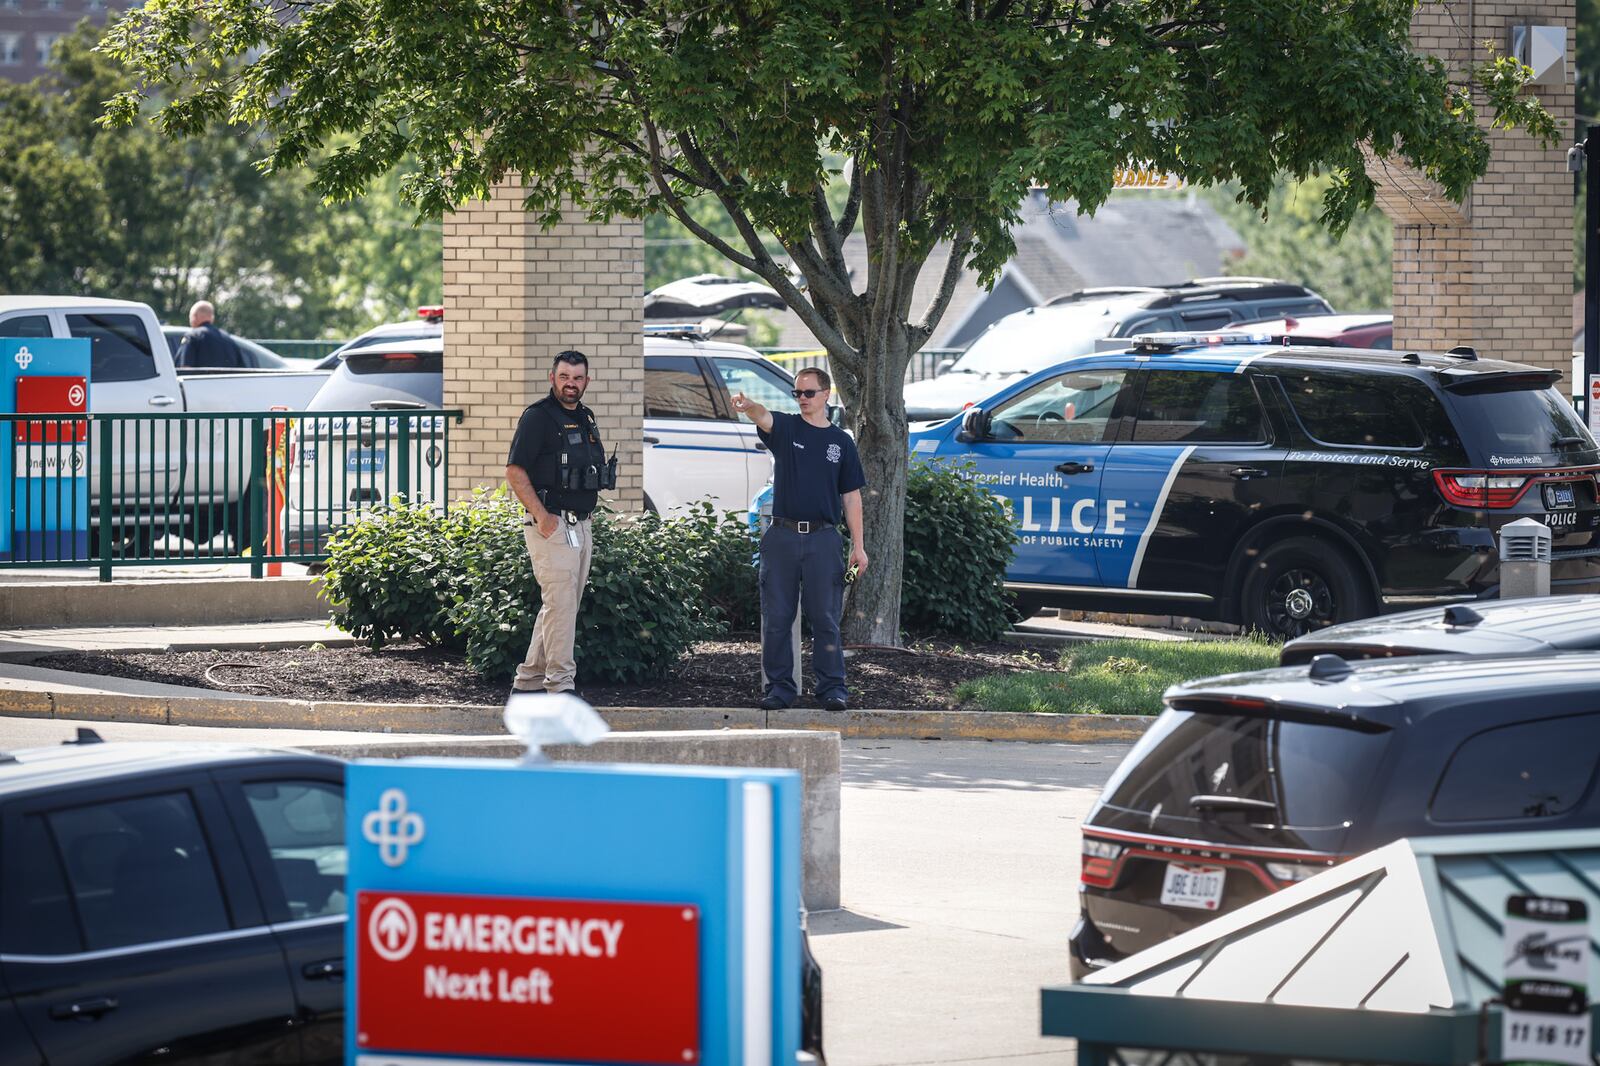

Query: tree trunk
[841,327,912,646]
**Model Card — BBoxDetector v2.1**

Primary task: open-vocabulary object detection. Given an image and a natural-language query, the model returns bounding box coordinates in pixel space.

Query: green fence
[0,410,462,581]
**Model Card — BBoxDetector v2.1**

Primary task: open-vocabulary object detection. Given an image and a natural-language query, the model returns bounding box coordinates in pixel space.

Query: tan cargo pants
[513,515,593,692]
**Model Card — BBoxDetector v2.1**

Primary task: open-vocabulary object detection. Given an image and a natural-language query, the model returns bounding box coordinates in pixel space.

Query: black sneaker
[822,696,847,713]
[759,694,791,711]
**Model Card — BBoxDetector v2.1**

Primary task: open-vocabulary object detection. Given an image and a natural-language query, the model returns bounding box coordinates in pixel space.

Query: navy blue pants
[759,525,847,705]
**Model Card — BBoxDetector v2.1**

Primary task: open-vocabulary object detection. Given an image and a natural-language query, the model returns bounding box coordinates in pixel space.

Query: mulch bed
[36,637,1048,711]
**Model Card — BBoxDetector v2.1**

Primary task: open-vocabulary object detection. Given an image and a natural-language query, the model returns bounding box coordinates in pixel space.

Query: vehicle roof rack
[1044,287,1163,307]
[62,727,104,746]
[1179,276,1290,288]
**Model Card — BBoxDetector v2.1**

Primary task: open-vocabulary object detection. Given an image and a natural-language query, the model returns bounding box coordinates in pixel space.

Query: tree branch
[835,155,863,242]
[915,225,974,340]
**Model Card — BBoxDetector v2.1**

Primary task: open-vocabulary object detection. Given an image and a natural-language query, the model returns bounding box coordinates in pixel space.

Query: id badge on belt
[562,510,580,548]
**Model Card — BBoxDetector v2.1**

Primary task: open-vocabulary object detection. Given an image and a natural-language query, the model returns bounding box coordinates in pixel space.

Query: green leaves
[900,458,1018,642]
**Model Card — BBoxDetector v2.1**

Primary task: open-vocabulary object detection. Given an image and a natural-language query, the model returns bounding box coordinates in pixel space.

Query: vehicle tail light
[1265,860,1332,885]
[1081,837,1124,888]
[383,351,421,361]
[1432,470,1531,508]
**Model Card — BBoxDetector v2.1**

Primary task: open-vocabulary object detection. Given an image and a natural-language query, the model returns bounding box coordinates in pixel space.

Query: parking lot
[0,716,1128,1066]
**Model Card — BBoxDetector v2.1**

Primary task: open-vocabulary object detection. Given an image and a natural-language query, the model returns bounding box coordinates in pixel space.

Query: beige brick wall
[442,180,644,511]
[1386,0,1575,382]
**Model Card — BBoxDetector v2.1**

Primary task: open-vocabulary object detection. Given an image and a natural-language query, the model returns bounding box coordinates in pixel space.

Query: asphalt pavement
[0,716,1128,1066]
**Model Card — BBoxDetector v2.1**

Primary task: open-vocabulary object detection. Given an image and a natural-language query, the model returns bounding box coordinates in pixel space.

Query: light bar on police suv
[1129,330,1278,353]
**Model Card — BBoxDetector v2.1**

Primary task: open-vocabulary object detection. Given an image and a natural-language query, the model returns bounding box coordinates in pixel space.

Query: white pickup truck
[0,295,330,547]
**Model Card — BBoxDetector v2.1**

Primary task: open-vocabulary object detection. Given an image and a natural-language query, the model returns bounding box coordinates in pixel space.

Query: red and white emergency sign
[14,375,87,443]
[355,890,701,1064]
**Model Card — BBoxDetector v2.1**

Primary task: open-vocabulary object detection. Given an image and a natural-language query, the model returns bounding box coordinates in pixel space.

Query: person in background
[176,301,245,369]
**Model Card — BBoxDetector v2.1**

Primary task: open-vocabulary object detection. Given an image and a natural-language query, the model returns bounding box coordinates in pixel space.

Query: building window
[85,0,103,10]
[0,0,19,12]
[43,0,62,9]
[0,35,20,65]
[35,32,59,65]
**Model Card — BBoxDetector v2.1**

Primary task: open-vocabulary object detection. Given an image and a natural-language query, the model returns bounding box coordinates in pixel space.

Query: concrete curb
[0,577,331,627]
[0,686,1154,744]
[0,633,358,664]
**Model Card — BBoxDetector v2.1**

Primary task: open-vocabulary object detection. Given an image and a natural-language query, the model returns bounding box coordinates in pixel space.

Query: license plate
[1160,863,1226,911]
[1544,483,1577,509]
[347,449,386,474]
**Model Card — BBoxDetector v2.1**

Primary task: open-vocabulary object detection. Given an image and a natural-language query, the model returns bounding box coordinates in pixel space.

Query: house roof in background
[765,191,1245,351]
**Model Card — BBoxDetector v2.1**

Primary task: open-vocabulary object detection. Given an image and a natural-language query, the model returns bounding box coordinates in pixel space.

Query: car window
[1100,710,1390,834]
[1,814,84,955]
[49,791,232,950]
[1178,308,1234,330]
[1443,385,1596,460]
[1122,315,1175,336]
[1277,370,1433,448]
[66,313,158,383]
[1131,372,1268,444]
[242,780,347,921]
[988,369,1127,444]
[1431,715,1600,822]
[0,314,52,338]
[711,356,800,416]
[644,355,718,420]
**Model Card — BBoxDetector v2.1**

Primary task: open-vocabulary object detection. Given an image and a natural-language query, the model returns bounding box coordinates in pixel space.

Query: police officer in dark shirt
[732,367,868,712]
[176,301,245,369]
[504,350,615,694]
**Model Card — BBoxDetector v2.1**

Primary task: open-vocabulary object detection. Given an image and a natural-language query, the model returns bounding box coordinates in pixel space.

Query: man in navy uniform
[731,367,867,712]
[176,300,245,368]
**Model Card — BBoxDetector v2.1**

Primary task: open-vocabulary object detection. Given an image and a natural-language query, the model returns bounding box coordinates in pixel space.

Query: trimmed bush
[901,458,1018,640]
[318,494,500,650]
[446,502,722,683]
[322,490,729,683]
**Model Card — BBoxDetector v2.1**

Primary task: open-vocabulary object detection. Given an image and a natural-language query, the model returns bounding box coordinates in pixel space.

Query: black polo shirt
[507,392,605,514]
[757,412,866,525]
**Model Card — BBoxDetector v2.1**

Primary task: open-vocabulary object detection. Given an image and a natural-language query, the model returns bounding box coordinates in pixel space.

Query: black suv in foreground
[1069,651,1600,977]
[0,739,825,1065]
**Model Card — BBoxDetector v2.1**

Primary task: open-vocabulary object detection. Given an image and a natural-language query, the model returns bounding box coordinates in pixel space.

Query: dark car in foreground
[0,738,824,1064]
[1280,594,1600,664]
[1069,651,1600,978]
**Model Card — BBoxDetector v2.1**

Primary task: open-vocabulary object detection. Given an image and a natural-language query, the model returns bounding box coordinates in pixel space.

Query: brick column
[442,180,644,510]
[1378,0,1574,381]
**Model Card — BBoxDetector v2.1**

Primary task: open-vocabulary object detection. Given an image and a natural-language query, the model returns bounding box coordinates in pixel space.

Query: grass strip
[955,636,1280,715]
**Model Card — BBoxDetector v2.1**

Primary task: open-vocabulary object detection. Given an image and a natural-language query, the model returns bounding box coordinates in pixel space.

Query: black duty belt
[772,517,835,534]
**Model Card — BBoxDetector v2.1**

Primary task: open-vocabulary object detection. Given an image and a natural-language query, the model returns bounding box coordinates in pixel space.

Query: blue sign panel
[346,759,801,1066]
[0,338,91,561]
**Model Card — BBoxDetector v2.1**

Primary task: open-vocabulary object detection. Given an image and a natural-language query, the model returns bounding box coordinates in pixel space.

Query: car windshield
[950,302,1126,376]
[1445,384,1598,460]
[1099,710,1390,838]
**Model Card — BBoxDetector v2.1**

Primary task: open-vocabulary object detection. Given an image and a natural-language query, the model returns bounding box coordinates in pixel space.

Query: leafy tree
[105,0,1555,643]
[0,21,438,340]
[1203,177,1394,312]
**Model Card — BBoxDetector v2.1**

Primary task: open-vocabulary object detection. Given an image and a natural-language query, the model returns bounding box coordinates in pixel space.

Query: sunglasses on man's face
[791,388,825,399]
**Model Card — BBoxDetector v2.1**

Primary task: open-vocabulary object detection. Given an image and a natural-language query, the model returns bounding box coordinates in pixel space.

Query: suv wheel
[1241,537,1372,639]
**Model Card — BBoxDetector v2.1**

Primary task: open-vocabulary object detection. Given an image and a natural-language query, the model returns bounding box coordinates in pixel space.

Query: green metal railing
[0,410,462,581]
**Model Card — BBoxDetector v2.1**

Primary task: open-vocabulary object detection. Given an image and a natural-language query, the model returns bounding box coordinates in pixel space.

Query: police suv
[908,332,1600,636]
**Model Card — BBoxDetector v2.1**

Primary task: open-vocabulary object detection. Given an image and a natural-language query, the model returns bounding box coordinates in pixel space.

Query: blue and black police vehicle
[908,332,1600,637]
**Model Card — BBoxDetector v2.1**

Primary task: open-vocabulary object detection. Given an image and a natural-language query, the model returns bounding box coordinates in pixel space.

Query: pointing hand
[731,392,750,412]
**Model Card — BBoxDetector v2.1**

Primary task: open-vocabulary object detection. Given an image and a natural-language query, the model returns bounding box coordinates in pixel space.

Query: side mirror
[956,406,989,443]
[827,404,844,428]
[935,358,957,376]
